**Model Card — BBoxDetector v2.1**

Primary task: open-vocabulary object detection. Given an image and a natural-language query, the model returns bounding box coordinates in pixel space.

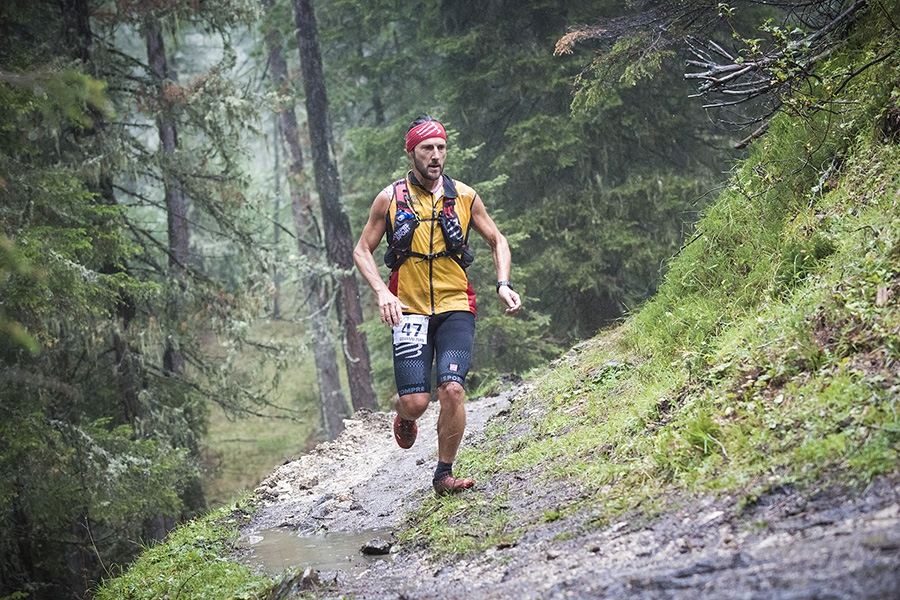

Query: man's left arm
[469,194,522,315]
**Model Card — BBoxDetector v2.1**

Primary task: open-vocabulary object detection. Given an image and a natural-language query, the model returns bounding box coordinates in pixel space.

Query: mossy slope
[409,9,900,555]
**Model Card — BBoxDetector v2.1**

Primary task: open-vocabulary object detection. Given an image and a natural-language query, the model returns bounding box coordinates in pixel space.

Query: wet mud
[239,389,900,599]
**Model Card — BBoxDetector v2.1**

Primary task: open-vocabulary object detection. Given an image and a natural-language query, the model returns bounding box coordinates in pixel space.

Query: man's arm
[469,194,522,315]
[353,190,408,327]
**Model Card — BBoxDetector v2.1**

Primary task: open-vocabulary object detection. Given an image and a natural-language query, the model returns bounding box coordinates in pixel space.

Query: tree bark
[262,0,350,439]
[57,2,156,595]
[292,0,377,412]
[145,17,188,378]
[272,114,283,319]
[143,14,205,516]
[145,21,190,275]
[60,0,149,433]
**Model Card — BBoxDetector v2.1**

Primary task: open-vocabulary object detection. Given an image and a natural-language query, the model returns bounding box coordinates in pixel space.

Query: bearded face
[410,137,446,184]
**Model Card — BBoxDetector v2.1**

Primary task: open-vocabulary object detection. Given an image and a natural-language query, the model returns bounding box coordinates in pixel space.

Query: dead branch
[684,0,868,106]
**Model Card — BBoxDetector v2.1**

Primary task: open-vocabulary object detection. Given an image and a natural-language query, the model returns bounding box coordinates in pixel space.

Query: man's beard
[414,156,443,182]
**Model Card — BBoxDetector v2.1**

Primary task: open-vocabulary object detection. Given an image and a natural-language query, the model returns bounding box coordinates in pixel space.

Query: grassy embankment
[409,23,900,553]
[95,15,900,599]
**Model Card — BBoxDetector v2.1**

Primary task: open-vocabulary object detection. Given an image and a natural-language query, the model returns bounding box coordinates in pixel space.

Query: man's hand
[378,289,409,327]
[498,286,521,315]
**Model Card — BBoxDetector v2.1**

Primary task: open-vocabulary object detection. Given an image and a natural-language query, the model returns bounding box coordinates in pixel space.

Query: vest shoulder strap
[394,178,412,208]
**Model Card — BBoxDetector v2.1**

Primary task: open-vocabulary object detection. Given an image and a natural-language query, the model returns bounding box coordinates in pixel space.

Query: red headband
[405,121,446,153]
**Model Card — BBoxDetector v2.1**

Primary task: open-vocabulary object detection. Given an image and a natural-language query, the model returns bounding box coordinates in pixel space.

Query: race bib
[393,314,429,346]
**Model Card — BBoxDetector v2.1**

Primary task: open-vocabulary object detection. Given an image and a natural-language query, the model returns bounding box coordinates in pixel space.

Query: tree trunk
[143,14,205,514]
[145,17,188,377]
[262,0,349,439]
[292,0,377,412]
[57,3,156,596]
[65,514,97,600]
[10,486,37,595]
[145,21,190,276]
[61,0,149,437]
[272,115,283,319]
[60,0,91,64]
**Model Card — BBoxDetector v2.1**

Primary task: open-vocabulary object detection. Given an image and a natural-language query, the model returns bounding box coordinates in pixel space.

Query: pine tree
[262,0,351,440]
[291,0,378,415]
[0,0,274,596]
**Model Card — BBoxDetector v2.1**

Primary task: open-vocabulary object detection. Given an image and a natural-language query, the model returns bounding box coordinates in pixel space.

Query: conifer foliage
[0,0,268,597]
[327,0,736,366]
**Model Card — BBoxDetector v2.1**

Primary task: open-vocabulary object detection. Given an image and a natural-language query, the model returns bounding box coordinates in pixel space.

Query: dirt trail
[247,391,513,535]
[241,389,900,600]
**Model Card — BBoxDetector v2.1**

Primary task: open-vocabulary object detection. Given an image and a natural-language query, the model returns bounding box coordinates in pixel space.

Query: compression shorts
[392,311,475,397]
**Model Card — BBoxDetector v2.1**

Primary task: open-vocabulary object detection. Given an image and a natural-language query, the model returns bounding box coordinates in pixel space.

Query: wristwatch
[496,281,514,292]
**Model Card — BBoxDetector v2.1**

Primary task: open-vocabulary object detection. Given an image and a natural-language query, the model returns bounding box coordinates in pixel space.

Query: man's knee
[438,381,465,404]
[396,392,430,418]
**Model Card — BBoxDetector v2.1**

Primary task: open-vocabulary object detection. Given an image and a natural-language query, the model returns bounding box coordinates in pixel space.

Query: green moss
[94,501,275,600]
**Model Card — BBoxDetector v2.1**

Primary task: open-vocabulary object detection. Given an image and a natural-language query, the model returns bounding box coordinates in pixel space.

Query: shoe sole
[393,416,417,449]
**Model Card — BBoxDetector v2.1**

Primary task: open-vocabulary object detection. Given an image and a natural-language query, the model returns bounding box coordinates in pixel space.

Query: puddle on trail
[241,528,394,576]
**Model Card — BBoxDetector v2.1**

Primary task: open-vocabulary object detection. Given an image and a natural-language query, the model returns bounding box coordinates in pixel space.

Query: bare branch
[685,0,868,110]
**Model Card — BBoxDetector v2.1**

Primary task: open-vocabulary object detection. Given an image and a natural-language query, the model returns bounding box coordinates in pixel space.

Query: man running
[353,115,522,495]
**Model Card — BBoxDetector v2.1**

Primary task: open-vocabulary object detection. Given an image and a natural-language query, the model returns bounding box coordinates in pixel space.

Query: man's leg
[393,392,429,449]
[436,381,466,463]
[392,321,434,449]
[431,312,476,495]
[396,392,430,421]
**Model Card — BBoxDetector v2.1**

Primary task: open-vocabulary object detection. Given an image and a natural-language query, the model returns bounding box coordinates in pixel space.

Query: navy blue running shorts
[392,311,475,397]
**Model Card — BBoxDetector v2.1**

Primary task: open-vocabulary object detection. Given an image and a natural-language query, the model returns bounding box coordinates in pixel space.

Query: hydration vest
[383,176,474,271]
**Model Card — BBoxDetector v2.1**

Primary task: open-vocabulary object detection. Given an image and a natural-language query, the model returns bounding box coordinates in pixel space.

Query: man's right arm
[353,190,408,327]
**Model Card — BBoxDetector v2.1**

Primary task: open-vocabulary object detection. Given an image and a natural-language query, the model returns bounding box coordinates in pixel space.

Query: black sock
[434,461,453,481]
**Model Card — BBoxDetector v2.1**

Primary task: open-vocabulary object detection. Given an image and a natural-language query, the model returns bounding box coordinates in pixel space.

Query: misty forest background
[1,0,879,598]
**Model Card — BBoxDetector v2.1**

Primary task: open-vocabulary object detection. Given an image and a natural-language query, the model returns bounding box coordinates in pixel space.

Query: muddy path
[240,389,900,599]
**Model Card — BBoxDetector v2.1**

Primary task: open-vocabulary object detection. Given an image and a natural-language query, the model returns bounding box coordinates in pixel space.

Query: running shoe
[393,415,418,449]
[433,474,475,496]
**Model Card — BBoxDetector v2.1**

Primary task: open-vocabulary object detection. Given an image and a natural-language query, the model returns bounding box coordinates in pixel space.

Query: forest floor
[238,387,900,600]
